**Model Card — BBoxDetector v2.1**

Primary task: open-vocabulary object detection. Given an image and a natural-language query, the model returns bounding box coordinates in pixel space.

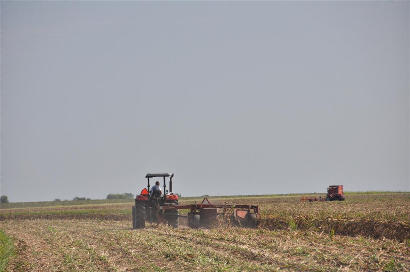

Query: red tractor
[132,173,259,229]
[132,173,179,229]
[326,185,345,201]
[301,185,345,202]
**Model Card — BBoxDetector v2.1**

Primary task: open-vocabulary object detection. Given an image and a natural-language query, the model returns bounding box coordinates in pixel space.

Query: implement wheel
[133,202,146,229]
[246,213,257,228]
[188,213,200,229]
[199,208,217,228]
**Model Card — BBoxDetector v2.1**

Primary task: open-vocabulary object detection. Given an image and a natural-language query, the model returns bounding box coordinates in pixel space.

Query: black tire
[165,209,179,228]
[230,214,239,226]
[188,213,200,228]
[246,213,257,228]
[199,208,217,228]
[163,200,178,227]
[134,202,146,229]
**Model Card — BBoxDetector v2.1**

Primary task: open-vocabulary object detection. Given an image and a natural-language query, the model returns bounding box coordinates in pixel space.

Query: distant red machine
[326,185,345,201]
[301,185,345,202]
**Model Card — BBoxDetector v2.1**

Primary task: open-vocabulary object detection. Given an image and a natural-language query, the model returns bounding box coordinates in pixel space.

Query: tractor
[326,185,345,201]
[132,173,179,229]
[132,172,259,229]
[301,185,345,202]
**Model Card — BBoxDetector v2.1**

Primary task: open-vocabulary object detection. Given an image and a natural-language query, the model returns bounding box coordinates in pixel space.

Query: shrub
[0,196,8,204]
[106,193,134,200]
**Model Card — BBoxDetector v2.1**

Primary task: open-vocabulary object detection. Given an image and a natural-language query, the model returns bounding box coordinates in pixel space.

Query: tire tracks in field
[1,220,118,272]
[3,220,408,271]
[61,221,193,271]
[38,221,115,272]
[75,223,274,271]
[141,229,273,271]
[147,226,406,272]
[48,220,146,272]
[147,227,321,271]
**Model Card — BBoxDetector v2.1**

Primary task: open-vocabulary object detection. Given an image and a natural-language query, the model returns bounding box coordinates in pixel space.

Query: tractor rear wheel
[133,202,146,229]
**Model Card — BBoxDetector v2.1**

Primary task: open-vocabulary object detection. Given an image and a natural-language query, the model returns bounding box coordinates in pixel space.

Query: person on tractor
[150,181,162,198]
[149,181,162,223]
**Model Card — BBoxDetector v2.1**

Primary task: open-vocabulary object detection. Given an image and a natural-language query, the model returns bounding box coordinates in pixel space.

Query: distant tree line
[106,193,134,200]
[73,197,91,201]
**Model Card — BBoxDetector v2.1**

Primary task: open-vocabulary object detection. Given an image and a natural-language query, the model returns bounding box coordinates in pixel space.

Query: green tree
[106,193,134,199]
[0,195,9,204]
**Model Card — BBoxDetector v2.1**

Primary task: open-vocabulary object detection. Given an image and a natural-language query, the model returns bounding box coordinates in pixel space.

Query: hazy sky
[1,1,409,202]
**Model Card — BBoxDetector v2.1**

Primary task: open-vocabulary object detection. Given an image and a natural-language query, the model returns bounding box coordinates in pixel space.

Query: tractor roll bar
[145,173,174,178]
[145,173,174,195]
[163,176,166,194]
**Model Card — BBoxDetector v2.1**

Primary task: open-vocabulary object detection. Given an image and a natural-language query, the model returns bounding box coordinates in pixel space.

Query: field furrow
[1,219,408,272]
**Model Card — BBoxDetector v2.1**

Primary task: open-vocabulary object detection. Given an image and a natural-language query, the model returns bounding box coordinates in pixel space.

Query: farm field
[0,192,409,271]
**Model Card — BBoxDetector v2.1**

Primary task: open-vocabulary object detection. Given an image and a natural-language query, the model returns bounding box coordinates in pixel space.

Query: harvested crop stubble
[0,193,409,242]
[0,219,408,271]
[255,193,410,241]
[259,217,409,241]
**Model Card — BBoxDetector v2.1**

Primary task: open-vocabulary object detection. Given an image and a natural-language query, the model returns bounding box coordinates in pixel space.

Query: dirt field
[0,193,409,271]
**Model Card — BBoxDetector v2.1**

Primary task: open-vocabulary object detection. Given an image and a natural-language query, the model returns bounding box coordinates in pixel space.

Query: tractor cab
[143,173,178,201]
